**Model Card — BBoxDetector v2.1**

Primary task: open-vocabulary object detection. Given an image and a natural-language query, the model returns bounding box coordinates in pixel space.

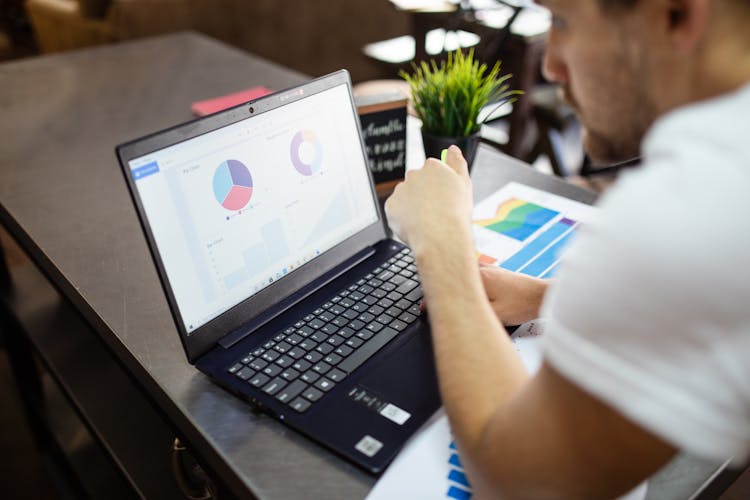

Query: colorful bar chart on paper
[500,218,577,277]
[474,198,559,242]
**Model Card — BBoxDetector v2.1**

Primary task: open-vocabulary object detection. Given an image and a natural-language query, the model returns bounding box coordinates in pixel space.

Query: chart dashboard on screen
[127,84,378,333]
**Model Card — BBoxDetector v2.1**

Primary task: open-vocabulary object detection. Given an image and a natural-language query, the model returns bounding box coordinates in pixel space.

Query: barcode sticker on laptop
[355,435,384,457]
[380,403,411,425]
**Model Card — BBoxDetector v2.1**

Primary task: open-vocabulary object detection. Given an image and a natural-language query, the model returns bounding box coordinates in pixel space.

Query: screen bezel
[116,71,387,363]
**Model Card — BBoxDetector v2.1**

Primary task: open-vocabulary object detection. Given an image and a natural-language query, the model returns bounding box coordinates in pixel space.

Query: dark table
[0,31,734,499]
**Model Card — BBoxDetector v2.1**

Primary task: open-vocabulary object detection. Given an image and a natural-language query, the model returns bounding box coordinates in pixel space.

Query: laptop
[116,70,441,473]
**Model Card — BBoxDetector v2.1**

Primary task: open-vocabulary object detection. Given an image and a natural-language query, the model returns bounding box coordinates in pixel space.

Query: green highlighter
[440,148,448,162]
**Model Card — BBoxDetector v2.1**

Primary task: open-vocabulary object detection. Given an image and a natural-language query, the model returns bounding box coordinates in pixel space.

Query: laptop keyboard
[227,248,423,413]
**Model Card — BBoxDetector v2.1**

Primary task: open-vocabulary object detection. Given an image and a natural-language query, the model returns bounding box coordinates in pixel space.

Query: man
[385,0,750,498]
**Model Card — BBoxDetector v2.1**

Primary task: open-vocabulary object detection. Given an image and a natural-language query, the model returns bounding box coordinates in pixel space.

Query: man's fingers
[444,144,469,179]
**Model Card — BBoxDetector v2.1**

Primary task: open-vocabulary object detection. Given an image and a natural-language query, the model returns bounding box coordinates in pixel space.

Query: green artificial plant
[400,49,520,138]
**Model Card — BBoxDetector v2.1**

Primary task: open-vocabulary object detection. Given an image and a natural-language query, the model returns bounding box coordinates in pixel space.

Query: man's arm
[385,146,676,498]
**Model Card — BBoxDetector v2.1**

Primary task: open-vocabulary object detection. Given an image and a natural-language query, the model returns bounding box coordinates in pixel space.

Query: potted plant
[400,49,520,169]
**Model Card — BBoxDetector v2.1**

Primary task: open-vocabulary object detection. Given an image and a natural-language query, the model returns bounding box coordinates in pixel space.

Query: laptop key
[361,295,378,305]
[303,387,324,402]
[386,306,404,318]
[376,314,394,325]
[405,287,423,302]
[327,368,346,382]
[290,397,311,413]
[396,279,419,295]
[286,347,305,360]
[368,305,384,316]
[281,368,300,381]
[249,358,268,371]
[310,331,328,343]
[345,337,364,349]
[326,335,345,346]
[309,318,325,329]
[228,363,243,374]
[318,311,335,322]
[331,317,349,327]
[349,320,365,330]
[300,370,320,384]
[356,330,374,341]
[286,333,303,345]
[293,359,312,372]
[304,351,323,363]
[274,341,292,354]
[342,309,359,320]
[261,350,280,362]
[359,313,375,323]
[323,353,342,365]
[315,378,335,392]
[366,321,384,333]
[275,355,294,368]
[315,343,334,355]
[408,304,422,316]
[262,377,287,396]
[377,297,394,308]
[399,312,417,324]
[236,367,255,380]
[337,327,355,338]
[249,373,270,388]
[312,361,331,375]
[263,364,283,377]
[334,345,353,357]
[276,380,307,403]
[391,320,409,332]
[299,339,317,351]
[321,323,338,335]
[339,327,399,373]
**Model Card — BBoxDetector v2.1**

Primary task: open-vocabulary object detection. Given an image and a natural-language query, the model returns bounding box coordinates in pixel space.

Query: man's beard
[561,85,649,167]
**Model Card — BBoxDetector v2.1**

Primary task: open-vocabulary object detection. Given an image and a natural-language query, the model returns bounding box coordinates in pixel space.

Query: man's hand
[385,145,473,256]
[479,265,549,325]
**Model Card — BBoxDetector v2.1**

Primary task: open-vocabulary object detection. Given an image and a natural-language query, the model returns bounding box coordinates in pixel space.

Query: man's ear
[665,0,710,52]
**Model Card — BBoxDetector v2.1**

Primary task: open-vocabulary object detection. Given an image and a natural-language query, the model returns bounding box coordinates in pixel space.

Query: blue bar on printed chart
[447,485,472,500]
[448,469,471,487]
[500,218,575,272]
[539,262,560,279]
[449,453,462,467]
[519,229,575,277]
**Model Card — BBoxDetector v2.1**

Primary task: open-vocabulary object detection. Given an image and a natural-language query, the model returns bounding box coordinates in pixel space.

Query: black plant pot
[421,130,481,172]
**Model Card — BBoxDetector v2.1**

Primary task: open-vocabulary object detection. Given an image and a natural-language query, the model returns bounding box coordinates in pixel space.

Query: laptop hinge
[218,245,377,350]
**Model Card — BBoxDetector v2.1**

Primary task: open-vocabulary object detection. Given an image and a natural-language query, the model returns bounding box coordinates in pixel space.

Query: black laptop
[116,70,440,473]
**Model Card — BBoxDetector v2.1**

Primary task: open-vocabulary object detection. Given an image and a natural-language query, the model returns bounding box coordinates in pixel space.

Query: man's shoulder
[644,82,750,164]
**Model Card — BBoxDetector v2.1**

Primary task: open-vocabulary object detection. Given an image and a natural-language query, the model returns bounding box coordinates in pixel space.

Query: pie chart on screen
[290,129,322,176]
[213,159,253,211]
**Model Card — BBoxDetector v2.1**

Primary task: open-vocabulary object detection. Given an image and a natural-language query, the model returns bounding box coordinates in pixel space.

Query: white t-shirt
[541,83,750,465]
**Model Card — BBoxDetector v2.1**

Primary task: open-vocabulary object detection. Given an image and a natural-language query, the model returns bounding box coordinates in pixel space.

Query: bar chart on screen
[472,183,600,279]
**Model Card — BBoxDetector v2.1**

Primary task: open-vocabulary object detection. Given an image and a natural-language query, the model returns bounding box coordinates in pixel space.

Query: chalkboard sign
[355,92,408,185]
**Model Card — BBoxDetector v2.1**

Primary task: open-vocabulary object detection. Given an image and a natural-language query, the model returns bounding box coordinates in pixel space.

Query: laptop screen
[127,83,379,334]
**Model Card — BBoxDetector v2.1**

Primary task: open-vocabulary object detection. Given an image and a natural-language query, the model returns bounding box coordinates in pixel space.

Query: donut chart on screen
[290,129,323,176]
[213,159,253,211]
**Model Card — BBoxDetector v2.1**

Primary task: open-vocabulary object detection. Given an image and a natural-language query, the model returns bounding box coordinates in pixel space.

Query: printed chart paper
[473,182,600,279]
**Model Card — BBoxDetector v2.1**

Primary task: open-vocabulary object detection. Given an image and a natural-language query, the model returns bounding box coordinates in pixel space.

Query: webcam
[249,106,254,114]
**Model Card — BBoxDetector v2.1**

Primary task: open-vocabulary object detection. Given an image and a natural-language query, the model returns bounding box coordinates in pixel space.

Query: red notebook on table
[191,86,273,116]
